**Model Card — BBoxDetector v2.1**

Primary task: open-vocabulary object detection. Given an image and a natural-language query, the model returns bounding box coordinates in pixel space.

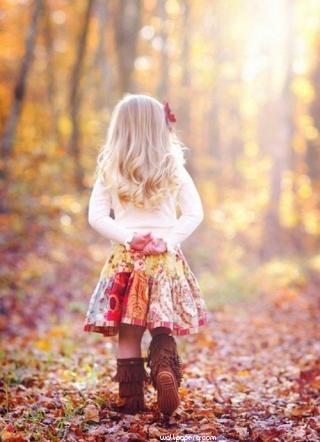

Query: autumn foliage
[1,0,320,440]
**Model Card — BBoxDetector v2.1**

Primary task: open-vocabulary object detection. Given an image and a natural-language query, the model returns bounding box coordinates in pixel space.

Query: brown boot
[147,333,183,416]
[112,357,149,414]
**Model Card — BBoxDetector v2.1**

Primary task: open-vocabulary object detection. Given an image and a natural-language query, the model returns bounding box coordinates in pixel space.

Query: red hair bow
[163,101,176,124]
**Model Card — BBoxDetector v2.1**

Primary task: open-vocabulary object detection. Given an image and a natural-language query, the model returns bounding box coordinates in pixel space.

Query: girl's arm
[88,178,135,244]
[163,167,204,252]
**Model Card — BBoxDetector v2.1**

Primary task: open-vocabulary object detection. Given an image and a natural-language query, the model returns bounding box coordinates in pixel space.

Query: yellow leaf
[237,370,250,377]
[49,326,66,338]
[179,387,189,397]
[35,339,52,352]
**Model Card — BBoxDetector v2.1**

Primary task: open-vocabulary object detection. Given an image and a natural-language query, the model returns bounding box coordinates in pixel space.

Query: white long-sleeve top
[88,166,204,252]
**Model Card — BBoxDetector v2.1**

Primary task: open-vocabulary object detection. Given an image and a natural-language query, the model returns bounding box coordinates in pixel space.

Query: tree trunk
[308,37,320,184]
[93,0,112,111]
[43,4,63,148]
[207,7,223,182]
[156,0,169,100]
[68,0,94,191]
[260,0,295,258]
[0,0,43,212]
[179,0,191,153]
[113,0,142,93]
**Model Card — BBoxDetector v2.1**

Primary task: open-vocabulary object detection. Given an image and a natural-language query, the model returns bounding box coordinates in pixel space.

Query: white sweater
[88,166,204,252]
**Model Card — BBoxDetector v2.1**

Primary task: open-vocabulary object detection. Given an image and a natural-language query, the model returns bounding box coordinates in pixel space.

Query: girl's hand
[141,237,167,255]
[129,232,154,251]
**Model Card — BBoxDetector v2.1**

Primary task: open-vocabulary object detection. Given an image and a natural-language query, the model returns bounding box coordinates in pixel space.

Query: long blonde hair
[96,93,187,208]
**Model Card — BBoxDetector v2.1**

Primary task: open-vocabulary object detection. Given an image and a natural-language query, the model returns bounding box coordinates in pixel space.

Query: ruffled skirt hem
[83,315,208,337]
[83,243,208,338]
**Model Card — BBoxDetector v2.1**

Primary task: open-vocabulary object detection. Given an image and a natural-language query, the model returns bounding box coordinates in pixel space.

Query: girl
[83,93,208,417]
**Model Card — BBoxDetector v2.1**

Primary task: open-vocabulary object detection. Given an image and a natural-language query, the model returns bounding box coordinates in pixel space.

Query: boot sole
[156,370,180,415]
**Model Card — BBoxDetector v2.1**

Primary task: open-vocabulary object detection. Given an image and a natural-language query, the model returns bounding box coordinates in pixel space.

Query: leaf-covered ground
[1,229,320,441]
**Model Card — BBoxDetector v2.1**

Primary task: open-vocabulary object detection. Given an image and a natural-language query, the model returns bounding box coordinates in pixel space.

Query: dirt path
[1,234,319,440]
[176,286,319,441]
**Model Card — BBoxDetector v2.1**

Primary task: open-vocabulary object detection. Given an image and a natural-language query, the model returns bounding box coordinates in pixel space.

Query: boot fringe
[116,395,145,414]
[112,358,150,383]
[147,350,183,388]
[147,334,183,389]
[119,380,145,397]
[112,357,146,414]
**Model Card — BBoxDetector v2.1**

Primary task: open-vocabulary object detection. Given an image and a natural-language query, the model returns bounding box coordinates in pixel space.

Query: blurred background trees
[1,0,320,305]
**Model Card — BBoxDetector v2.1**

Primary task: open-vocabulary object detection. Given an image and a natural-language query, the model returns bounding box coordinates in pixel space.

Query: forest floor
[1,227,320,441]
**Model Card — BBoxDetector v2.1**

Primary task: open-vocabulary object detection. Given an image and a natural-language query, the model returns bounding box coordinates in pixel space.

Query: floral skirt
[83,242,208,337]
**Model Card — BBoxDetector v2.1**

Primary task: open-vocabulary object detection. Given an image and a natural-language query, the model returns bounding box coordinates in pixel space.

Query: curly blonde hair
[95,93,187,208]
